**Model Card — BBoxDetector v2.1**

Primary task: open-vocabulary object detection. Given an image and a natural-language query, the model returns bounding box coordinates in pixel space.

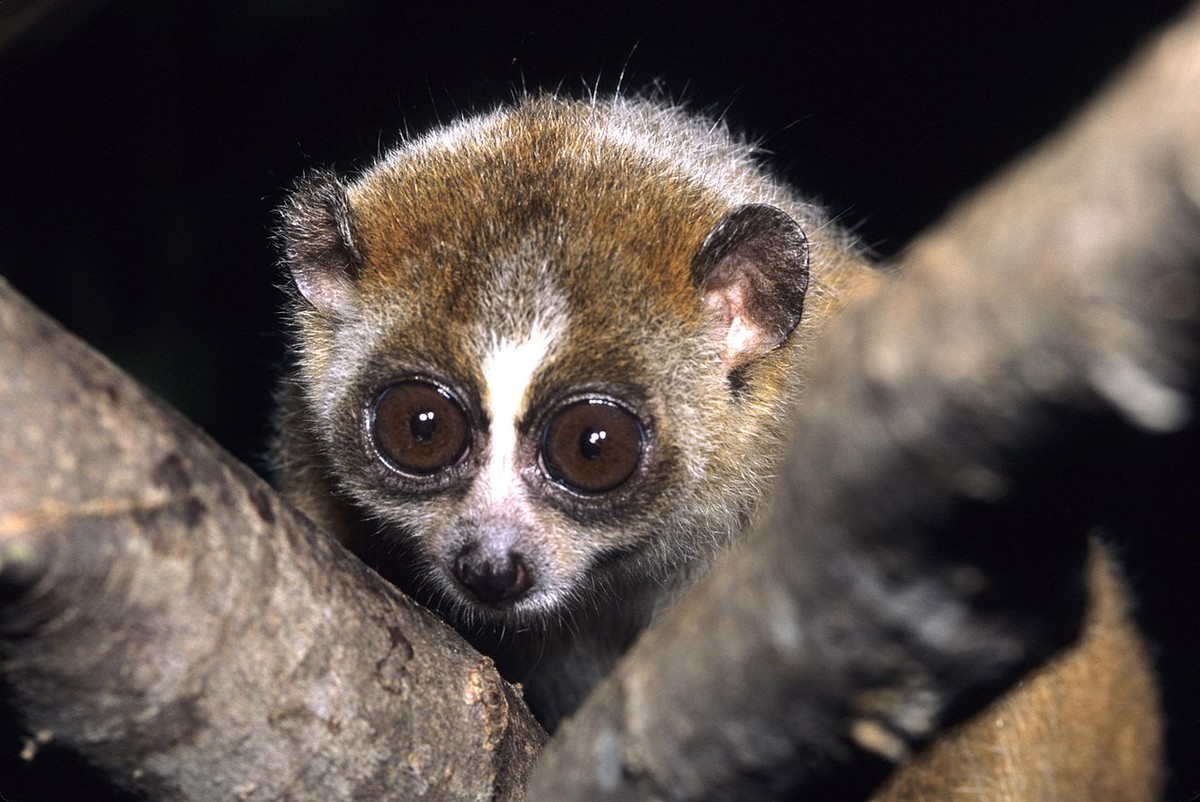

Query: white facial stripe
[479,320,563,503]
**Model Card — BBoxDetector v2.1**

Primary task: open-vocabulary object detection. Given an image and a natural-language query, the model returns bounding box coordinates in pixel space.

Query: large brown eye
[372,381,470,475]
[541,399,644,494]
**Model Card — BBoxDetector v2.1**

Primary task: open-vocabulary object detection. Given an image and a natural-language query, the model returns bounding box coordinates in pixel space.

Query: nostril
[453,544,534,605]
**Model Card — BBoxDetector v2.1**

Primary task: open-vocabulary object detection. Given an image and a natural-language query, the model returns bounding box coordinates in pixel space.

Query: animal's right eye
[371,380,470,475]
[540,398,644,494]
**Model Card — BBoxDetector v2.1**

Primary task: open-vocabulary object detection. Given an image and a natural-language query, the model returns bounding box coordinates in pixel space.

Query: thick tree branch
[527,6,1200,800]
[0,278,545,801]
[2,6,1198,802]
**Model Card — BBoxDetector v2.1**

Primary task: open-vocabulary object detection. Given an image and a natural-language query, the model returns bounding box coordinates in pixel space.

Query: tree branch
[527,5,1200,799]
[0,277,545,801]
[3,5,1198,802]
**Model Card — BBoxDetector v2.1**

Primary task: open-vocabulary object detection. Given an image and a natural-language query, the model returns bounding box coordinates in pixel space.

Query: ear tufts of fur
[276,170,363,317]
[692,203,810,373]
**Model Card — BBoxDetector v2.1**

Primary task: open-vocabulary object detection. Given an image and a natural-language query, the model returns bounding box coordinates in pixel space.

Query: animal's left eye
[540,398,644,494]
[371,380,470,475]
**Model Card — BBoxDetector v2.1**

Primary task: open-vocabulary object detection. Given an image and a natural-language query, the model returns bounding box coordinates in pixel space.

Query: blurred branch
[527,5,1200,799]
[2,4,1198,802]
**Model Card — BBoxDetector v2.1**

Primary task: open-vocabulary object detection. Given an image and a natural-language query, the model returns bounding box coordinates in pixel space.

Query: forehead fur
[342,96,795,361]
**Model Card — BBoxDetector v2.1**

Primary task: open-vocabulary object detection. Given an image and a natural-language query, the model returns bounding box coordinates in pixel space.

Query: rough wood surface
[526,5,1200,799]
[0,277,546,801]
[2,4,1198,801]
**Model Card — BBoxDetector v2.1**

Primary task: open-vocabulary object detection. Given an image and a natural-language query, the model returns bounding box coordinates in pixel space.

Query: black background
[1,1,1196,799]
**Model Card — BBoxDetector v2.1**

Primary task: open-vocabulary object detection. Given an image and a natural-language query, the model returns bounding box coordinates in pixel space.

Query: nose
[453,543,534,605]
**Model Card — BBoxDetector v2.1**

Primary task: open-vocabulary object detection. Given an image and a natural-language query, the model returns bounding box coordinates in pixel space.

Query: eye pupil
[412,410,437,442]
[542,399,644,494]
[372,381,470,476]
[580,428,606,460]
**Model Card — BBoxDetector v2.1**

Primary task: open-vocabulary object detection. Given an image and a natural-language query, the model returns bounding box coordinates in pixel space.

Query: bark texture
[0,277,546,801]
[2,4,1199,801]
[527,5,1200,799]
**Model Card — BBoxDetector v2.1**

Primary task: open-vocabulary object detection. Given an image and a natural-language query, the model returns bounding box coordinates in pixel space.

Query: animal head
[277,96,820,624]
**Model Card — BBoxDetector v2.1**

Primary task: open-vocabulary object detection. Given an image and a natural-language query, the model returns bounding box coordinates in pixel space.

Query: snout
[452,541,535,606]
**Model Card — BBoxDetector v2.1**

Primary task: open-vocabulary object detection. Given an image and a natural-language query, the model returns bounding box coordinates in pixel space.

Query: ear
[691,204,810,373]
[276,171,363,317]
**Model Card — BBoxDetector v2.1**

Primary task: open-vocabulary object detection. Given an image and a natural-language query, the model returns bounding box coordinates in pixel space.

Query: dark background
[1,1,1196,799]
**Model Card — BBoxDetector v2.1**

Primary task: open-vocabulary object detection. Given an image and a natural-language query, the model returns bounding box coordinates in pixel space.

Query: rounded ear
[275,171,363,317]
[691,204,810,373]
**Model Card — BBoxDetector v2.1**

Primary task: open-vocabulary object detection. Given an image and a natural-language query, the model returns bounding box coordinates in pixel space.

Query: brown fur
[874,541,1161,801]
[273,95,1160,794]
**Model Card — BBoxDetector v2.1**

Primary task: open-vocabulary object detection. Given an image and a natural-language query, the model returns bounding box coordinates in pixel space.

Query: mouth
[436,564,567,625]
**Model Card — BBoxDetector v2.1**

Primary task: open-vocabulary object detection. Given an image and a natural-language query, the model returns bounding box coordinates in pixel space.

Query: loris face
[277,97,810,625]
[352,315,672,619]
